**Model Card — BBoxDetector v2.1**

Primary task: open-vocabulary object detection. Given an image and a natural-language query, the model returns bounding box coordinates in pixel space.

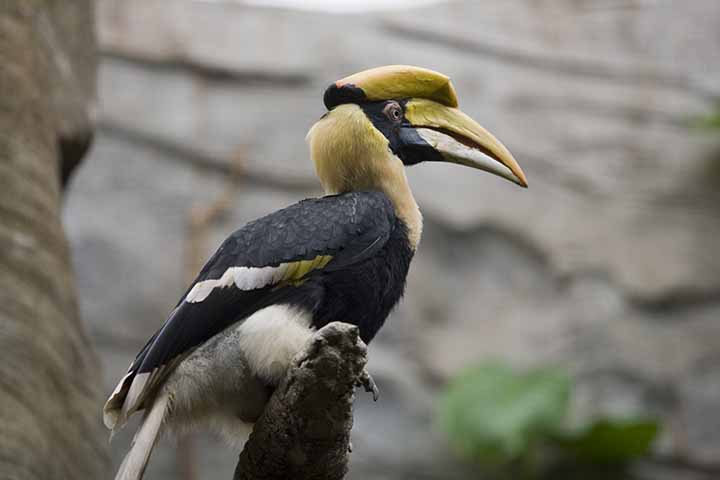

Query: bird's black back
[132,191,410,381]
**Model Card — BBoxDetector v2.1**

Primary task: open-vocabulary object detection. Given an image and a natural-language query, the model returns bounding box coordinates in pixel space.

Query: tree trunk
[0,1,108,479]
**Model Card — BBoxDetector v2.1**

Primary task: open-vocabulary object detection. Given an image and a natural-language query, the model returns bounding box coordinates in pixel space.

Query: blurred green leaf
[553,418,660,464]
[693,105,720,130]
[438,362,571,465]
[698,114,720,129]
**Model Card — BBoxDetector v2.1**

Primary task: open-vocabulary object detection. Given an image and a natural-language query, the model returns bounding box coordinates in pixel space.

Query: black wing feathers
[133,192,396,378]
[204,191,394,271]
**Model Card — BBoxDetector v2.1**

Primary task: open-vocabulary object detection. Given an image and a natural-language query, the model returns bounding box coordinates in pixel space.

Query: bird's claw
[358,368,380,401]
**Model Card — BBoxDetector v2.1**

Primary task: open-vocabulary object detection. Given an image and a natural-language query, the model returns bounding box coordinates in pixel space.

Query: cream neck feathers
[306,104,423,249]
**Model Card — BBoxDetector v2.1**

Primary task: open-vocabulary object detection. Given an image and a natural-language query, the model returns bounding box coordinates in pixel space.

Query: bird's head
[307,65,527,195]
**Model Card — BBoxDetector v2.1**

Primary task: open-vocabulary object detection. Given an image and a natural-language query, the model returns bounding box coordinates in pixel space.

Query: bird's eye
[383,102,403,122]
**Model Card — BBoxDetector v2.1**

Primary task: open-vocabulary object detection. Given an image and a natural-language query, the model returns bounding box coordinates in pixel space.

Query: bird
[104,65,527,480]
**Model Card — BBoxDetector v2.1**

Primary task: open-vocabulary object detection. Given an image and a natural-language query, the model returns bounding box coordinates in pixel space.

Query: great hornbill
[105,65,527,480]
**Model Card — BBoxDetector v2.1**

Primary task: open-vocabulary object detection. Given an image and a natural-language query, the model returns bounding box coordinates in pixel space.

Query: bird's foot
[357,368,380,401]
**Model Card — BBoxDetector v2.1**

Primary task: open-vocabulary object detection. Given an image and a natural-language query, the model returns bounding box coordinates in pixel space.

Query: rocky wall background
[62,1,720,478]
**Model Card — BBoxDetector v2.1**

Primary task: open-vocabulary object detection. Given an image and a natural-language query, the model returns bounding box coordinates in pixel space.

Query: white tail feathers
[104,370,134,431]
[114,393,169,480]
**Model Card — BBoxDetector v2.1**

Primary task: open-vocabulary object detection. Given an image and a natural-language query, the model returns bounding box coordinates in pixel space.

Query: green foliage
[553,418,660,464]
[438,361,660,477]
[693,105,720,130]
[438,362,570,464]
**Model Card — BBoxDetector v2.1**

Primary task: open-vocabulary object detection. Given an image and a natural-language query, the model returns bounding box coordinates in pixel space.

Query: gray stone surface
[95,0,720,299]
[64,0,720,478]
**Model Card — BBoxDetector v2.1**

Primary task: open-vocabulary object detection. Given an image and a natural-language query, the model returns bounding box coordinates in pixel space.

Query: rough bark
[234,322,369,480]
[0,1,108,479]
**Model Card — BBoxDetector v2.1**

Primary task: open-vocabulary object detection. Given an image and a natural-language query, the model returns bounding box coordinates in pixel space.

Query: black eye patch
[358,100,444,166]
[359,101,409,147]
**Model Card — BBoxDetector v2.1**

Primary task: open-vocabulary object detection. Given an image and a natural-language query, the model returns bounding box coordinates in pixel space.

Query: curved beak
[404,98,528,188]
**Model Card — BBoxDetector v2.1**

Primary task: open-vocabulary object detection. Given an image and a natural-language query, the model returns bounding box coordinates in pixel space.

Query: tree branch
[234,322,369,480]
